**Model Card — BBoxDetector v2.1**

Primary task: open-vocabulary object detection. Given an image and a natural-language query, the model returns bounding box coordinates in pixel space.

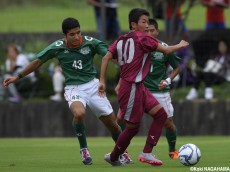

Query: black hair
[62,17,80,34]
[149,18,158,30]
[128,8,149,30]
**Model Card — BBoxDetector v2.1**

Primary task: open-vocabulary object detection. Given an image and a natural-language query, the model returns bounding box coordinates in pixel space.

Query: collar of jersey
[65,36,83,48]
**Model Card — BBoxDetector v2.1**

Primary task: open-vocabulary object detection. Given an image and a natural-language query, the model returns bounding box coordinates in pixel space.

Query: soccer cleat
[138,152,163,166]
[119,152,134,164]
[104,153,124,166]
[80,148,92,165]
[169,150,179,159]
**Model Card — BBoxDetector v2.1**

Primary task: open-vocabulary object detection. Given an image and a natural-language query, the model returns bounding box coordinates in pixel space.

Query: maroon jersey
[108,31,158,83]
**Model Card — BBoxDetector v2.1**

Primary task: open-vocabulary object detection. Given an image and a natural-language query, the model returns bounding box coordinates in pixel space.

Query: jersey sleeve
[167,53,181,69]
[139,34,158,52]
[93,38,108,56]
[108,40,118,60]
[36,41,62,63]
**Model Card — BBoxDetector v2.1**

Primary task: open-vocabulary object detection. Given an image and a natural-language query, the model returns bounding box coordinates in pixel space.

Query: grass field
[0,136,230,172]
[0,1,230,33]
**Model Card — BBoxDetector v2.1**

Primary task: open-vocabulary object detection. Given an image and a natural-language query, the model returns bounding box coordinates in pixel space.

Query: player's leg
[87,79,133,164]
[64,86,92,165]
[116,108,134,164]
[107,121,140,165]
[70,102,93,165]
[138,89,167,166]
[99,112,121,143]
[117,108,126,131]
[103,80,143,166]
[153,92,178,159]
[165,117,178,159]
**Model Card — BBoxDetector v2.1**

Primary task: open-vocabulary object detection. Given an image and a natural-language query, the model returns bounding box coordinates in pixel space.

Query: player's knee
[154,107,167,121]
[72,110,85,122]
[126,122,140,135]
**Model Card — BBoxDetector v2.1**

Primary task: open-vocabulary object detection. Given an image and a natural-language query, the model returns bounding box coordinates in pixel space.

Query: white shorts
[152,92,174,118]
[64,78,113,118]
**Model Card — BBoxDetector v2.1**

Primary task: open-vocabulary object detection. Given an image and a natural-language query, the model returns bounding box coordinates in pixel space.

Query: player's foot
[104,153,124,166]
[80,148,92,165]
[186,88,198,100]
[138,152,163,166]
[50,94,62,102]
[169,150,178,159]
[119,152,134,164]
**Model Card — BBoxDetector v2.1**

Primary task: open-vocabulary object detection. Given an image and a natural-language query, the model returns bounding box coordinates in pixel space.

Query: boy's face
[64,27,82,47]
[147,24,159,38]
[131,15,149,32]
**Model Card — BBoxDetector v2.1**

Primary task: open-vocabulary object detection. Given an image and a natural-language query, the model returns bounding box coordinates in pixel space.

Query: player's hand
[179,40,189,48]
[3,76,18,87]
[98,82,106,97]
[114,83,120,95]
[158,80,168,90]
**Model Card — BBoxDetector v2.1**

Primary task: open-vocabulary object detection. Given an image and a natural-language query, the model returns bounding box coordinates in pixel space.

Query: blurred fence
[0,99,230,137]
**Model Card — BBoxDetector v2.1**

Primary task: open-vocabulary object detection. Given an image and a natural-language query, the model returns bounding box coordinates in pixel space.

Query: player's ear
[131,22,137,30]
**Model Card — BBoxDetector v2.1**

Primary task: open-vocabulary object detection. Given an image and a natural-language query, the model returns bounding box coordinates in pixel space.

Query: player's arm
[98,51,113,97]
[3,59,42,87]
[159,65,180,90]
[156,40,189,55]
[114,78,121,95]
[169,65,180,82]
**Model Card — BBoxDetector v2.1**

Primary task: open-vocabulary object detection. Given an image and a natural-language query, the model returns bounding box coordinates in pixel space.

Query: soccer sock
[165,128,177,152]
[110,126,139,161]
[143,108,167,153]
[72,121,87,149]
[111,127,122,143]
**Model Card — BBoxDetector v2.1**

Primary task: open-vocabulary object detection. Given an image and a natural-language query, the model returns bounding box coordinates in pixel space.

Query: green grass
[1,1,230,33]
[0,136,230,172]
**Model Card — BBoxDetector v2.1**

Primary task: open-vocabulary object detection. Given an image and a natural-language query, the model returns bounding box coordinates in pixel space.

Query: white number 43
[72,60,82,69]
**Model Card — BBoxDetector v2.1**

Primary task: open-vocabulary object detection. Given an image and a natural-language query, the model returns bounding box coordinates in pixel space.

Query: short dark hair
[62,17,80,34]
[149,18,158,30]
[129,8,149,30]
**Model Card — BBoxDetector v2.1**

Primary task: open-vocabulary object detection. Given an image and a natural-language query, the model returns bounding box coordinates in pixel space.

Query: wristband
[165,77,171,85]
[17,73,23,79]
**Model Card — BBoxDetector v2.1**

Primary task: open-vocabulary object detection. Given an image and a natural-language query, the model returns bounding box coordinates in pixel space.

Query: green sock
[111,126,122,143]
[72,121,87,149]
[165,128,177,152]
[119,123,126,131]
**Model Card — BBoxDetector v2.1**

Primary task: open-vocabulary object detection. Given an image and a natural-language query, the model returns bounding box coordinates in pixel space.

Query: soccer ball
[178,143,201,166]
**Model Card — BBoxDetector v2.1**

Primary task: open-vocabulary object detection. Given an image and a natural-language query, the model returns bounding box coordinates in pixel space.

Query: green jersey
[36,36,108,85]
[144,41,180,93]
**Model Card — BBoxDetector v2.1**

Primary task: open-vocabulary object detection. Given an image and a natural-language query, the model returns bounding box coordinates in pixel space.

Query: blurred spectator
[147,0,164,20]
[186,39,230,100]
[200,0,230,29]
[49,64,65,102]
[4,44,37,102]
[86,0,120,41]
[164,0,189,42]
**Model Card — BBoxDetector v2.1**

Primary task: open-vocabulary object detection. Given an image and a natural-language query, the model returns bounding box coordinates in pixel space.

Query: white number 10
[117,38,135,66]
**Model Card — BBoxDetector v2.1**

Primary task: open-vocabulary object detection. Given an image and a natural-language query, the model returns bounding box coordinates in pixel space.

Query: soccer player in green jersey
[144,18,180,159]
[3,17,132,165]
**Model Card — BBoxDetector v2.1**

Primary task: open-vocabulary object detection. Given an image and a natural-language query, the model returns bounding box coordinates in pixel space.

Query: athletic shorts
[118,79,159,124]
[64,78,113,118]
[152,92,174,118]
